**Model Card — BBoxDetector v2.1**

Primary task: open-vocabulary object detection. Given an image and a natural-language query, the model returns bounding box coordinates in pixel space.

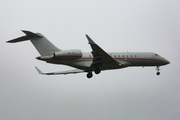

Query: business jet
[7,30,170,78]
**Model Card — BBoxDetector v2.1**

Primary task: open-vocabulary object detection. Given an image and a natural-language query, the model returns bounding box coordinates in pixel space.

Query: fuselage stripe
[39,56,167,63]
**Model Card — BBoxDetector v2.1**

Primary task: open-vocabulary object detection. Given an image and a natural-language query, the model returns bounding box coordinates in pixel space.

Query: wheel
[95,68,101,74]
[87,72,93,78]
[156,72,160,75]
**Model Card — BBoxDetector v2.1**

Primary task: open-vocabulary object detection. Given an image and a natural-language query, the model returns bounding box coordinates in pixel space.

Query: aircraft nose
[165,59,170,65]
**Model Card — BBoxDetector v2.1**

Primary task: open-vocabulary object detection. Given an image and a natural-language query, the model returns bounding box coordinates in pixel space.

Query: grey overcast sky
[0,0,180,120]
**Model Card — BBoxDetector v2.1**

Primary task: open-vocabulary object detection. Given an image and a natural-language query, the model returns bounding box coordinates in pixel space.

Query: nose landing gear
[156,66,160,75]
[157,72,160,75]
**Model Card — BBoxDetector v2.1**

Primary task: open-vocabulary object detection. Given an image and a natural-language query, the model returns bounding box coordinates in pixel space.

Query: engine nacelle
[53,49,82,60]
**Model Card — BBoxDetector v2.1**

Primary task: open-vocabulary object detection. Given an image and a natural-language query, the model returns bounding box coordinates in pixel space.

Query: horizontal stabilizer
[35,67,85,75]
[6,30,42,43]
[6,36,29,43]
[22,30,42,38]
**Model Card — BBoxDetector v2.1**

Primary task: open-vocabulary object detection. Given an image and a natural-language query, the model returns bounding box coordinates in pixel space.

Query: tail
[6,30,61,56]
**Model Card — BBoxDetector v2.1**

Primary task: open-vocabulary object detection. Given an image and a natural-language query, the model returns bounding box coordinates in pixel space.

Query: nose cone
[164,59,170,65]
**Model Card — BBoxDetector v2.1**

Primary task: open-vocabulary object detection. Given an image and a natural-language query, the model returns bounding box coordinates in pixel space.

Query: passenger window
[131,55,132,57]
[118,55,120,57]
[135,55,136,57]
[122,55,124,58]
[127,55,128,57]
[114,55,116,58]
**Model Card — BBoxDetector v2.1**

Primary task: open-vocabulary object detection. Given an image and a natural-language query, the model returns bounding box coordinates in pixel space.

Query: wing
[35,67,84,75]
[86,35,121,69]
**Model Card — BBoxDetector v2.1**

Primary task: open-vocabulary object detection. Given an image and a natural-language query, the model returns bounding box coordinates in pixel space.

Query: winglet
[35,66,45,75]
[85,35,96,44]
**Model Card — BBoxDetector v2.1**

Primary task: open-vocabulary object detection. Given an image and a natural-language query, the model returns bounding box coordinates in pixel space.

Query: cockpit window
[155,54,160,56]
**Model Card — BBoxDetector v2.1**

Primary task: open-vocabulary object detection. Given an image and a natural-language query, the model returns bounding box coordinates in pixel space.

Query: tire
[87,72,93,78]
[95,68,101,74]
[156,72,160,75]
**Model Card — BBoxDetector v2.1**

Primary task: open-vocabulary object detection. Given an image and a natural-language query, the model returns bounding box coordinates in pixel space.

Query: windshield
[155,54,160,56]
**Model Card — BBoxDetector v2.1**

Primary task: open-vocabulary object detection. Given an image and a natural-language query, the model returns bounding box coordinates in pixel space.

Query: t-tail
[6,30,61,56]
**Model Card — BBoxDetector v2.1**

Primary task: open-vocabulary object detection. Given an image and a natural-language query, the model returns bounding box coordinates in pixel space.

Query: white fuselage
[39,52,169,71]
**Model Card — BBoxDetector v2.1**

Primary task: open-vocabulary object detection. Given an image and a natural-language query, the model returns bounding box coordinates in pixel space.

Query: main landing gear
[86,68,101,78]
[87,72,93,78]
[95,68,101,74]
[156,66,160,75]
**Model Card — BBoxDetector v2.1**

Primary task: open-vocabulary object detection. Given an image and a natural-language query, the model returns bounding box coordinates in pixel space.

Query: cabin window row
[112,55,152,58]
[113,55,137,58]
[89,54,155,58]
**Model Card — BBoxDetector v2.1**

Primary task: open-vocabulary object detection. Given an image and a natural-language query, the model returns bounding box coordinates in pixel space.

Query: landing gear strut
[156,66,160,75]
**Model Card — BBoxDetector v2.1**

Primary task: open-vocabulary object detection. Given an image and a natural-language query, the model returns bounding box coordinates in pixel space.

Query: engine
[53,49,82,60]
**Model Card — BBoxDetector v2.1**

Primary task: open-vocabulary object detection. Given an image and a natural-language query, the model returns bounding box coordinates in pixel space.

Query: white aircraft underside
[7,30,170,78]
